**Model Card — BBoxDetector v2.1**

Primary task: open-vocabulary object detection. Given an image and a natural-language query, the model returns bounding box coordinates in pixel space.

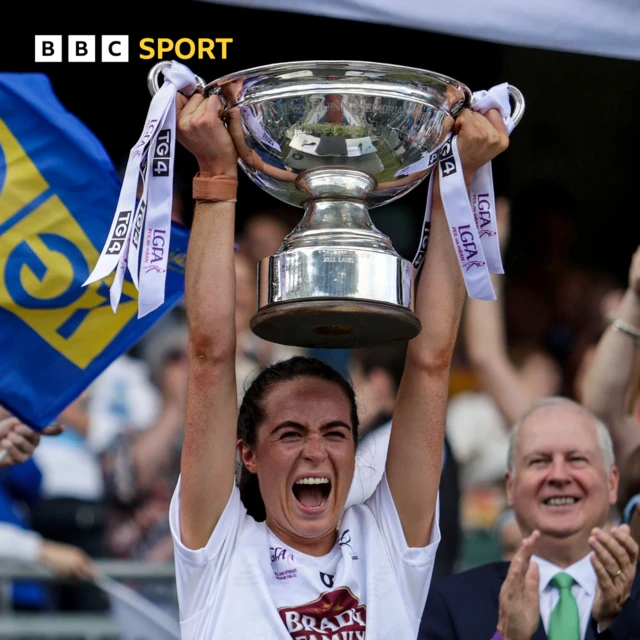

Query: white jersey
[169,473,440,640]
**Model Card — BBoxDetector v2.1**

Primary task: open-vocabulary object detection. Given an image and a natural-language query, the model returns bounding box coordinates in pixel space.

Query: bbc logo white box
[68,36,96,62]
[102,36,129,62]
[35,35,62,62]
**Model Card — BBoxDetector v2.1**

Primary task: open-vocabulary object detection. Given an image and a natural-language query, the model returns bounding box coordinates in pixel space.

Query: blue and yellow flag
[0,73,189,431]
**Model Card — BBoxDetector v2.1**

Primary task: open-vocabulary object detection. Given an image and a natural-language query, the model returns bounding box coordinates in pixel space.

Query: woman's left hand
[453,108,510,186]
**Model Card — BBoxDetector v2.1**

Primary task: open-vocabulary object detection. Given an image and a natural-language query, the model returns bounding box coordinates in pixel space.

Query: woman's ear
[237,439,257,474]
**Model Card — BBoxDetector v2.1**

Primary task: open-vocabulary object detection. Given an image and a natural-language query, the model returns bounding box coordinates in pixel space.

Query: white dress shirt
[534,553,597,639]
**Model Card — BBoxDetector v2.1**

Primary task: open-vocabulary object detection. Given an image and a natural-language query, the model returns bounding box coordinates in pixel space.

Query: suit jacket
[418,561,640,640]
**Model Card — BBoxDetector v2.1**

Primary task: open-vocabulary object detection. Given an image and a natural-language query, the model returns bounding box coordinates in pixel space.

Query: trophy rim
[206,59,472,113]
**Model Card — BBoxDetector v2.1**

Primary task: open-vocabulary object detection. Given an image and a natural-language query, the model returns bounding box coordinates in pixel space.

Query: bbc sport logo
[35,36,128,62]
[34,35,233,62]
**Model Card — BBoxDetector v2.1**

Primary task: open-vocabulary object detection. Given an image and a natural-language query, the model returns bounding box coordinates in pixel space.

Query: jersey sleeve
[345,424,391,509]
[169,476,247,623]
[365,472,441,621]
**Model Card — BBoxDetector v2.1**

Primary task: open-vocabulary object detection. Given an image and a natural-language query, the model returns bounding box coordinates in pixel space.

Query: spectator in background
[583,246,640,464]
[29,395,108,611]
[0,428,95,611]
[1,455,50,611]
[84,353,161,457]
[345,343,461,579]
[420,398,640,640]
[449,199,562,534]
[104,326,188,562]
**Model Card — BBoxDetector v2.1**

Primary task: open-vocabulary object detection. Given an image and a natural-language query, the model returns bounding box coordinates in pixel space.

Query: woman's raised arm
[388,110,510,548]
[175,93,240,550]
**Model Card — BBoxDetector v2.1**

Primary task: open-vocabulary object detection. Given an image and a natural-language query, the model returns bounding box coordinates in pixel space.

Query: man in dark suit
[419,397,640,640]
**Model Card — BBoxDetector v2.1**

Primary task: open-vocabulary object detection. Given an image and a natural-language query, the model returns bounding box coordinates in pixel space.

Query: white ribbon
[138,102,177,317]
[84,61,199,316]
[412,82,514,300]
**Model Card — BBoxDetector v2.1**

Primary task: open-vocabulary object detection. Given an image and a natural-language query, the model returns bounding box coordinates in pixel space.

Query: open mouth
[543,497,580,506]
[292,477,332,511]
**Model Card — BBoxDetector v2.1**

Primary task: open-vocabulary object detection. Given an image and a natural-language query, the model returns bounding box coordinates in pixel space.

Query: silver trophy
[148,61,524,348]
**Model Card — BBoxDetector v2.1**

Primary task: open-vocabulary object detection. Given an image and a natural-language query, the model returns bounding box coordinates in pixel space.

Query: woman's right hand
[176,93,238,177]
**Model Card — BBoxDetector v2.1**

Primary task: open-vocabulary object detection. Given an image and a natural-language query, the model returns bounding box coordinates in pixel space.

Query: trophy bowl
[149,60,524,348]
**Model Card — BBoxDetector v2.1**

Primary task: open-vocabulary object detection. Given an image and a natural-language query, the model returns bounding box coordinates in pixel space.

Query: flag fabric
[204,0,640,60]
[0,73,189,431]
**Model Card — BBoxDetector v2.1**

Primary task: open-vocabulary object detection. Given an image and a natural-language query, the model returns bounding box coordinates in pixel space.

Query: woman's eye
[281,431,300,439]
[327,431,346,439]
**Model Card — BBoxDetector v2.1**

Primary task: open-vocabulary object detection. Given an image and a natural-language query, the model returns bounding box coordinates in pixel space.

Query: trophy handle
[507,84,525,128]
[147,61,207,97]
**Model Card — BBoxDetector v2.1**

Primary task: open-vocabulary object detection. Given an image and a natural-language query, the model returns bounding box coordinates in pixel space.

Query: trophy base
[250,299,422,349]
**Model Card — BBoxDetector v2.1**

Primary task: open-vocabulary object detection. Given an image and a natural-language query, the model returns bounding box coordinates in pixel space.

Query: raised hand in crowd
[0,522,97,582]
[461,199,560,427]
[39,539,98,581]
[589,524,639,630]
[583,246,640,463]
[497,530,541,640]
[0,416,63,467]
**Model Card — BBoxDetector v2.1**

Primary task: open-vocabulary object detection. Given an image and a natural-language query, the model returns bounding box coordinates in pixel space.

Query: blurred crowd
[1,180,639,617]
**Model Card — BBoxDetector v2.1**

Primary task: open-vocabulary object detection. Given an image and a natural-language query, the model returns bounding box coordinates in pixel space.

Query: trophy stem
[281,199,396,253]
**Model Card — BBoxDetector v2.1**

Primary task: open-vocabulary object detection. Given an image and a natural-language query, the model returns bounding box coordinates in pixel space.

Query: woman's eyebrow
[270,421,351,435]
[271,421,305,435]
[321,421,351,430]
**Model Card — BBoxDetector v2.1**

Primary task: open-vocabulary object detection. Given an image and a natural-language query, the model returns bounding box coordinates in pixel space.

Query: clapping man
[420,398,639,639]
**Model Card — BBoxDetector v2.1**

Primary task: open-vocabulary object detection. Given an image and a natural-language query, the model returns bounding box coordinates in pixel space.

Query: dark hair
[237,356,359,521]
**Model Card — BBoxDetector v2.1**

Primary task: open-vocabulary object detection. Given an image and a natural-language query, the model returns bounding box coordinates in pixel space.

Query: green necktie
[548,572,580,640]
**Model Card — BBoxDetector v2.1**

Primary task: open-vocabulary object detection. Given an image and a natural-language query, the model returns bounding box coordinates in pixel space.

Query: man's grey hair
[506,397,615,473]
